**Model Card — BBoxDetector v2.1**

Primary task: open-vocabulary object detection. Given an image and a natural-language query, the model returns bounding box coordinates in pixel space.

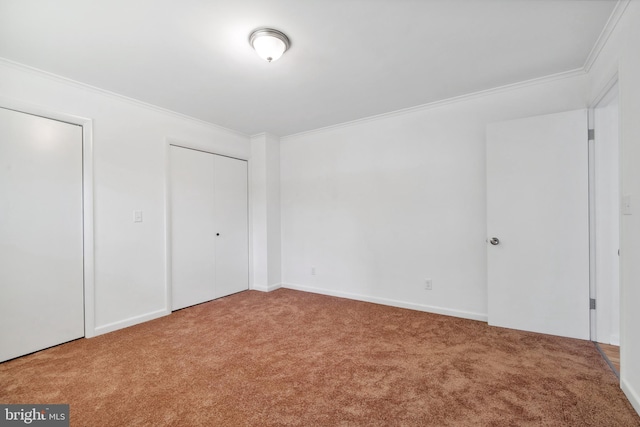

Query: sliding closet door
[213,155,249,298]
[170,146,216,310]
[0,107,84,362]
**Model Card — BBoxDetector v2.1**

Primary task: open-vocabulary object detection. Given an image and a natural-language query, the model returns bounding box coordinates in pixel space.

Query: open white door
[0,107,84,362]
[487,109,590,340]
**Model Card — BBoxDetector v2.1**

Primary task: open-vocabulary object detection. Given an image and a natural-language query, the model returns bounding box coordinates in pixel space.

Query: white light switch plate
[134,210,143,222]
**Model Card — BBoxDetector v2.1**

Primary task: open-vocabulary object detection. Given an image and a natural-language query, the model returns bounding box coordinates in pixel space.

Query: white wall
[250,133,281,291]
[586,0,640,415]
[280,74,588,320]
[265,134,282,287]
[250,135,268,289]
[0,59,250,336]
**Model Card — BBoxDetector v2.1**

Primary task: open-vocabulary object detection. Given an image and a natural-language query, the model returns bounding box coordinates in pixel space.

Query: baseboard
[92,309,170,336]
[611,334,620,346]
[621,378,640,417]
[282,283,487,322]
[251,283,283,292]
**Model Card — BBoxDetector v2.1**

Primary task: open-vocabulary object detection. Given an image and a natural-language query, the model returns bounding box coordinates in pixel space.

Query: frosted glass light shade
[249,28,290,63]
[253,36,286,62]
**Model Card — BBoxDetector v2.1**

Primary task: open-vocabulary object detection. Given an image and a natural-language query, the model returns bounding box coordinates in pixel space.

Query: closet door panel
[0,107,84,362]
[213,155,249,298]
[170,146,216,310]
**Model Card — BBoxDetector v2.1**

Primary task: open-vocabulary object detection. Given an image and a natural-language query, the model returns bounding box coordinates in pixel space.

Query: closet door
[213,155,249,298]
[0,107,84,362]
[170,146,216,310]
[170,146,249,309]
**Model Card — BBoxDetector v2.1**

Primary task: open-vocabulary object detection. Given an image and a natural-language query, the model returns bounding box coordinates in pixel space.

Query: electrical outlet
[623,195,632,215]
[311,266,316,276]
[424,278,432,290]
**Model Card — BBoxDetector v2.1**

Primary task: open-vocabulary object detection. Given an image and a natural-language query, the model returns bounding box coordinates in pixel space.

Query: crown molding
[250,132,281,140]
[0,57,249,139]
[583,0,630,73]
[282,68,586,140]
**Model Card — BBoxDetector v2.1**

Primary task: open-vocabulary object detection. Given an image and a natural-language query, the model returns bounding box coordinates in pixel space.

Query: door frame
[164,138,250,312]
[588,74,621,345]
[0,96,96,338]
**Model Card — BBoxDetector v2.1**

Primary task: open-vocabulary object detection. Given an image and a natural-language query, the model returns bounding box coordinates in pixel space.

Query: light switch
[622,195,632,216]
[134,210,143,223]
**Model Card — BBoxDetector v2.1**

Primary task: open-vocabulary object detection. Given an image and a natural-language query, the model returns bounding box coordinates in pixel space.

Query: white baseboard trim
[92,308,170,336]
[611,334,620,346]
[282,283,487,322]
[621,378,640,417]
[251,283,283,292]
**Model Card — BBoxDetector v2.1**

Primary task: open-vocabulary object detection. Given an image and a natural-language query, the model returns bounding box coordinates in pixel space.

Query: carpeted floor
[1,289,638,426]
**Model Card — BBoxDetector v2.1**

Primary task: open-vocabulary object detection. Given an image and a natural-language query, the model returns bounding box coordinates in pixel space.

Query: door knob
[489,237,500,245]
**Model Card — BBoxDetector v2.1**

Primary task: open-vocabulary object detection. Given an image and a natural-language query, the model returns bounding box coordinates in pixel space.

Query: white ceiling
[0,0,617,136]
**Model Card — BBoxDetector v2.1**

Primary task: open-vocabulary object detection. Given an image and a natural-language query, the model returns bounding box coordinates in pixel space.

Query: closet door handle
[216,233,220,236]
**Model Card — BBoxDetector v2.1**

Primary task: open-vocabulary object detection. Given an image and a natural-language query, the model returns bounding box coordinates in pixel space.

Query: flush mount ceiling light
[249,28,290,63]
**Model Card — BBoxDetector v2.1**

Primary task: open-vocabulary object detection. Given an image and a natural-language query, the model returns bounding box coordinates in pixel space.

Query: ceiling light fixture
[249,28,290,63]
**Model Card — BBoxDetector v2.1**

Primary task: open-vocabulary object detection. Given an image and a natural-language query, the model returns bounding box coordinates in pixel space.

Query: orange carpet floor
[1,289,638,426]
